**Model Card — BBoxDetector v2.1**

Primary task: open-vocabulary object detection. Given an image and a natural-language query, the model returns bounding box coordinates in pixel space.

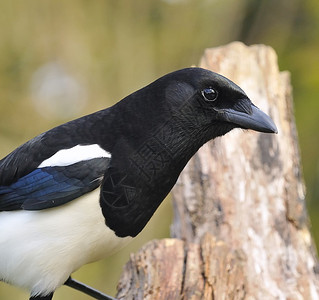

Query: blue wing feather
[0,157,110,211]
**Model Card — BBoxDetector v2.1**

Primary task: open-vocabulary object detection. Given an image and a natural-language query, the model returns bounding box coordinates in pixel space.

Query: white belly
[0,189,132,296]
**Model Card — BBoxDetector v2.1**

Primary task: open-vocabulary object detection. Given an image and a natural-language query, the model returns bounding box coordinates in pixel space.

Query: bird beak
[222,104,278,134]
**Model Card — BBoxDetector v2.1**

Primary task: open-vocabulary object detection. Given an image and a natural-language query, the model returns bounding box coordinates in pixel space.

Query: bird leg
[64,277,117,300]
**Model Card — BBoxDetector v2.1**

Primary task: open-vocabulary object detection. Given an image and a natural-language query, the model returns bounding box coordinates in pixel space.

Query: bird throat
[99,116,205,238]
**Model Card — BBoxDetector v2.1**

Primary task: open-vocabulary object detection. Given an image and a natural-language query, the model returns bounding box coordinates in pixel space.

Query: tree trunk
[116,42,319,300]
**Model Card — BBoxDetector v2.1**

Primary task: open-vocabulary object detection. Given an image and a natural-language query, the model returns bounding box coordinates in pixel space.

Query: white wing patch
[38,144,111,168]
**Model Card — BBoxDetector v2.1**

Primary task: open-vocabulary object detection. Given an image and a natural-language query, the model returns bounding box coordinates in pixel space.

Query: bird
[0,67,277,300]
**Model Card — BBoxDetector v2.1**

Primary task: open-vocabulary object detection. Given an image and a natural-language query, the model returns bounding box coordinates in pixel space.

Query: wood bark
[116,42,319,299]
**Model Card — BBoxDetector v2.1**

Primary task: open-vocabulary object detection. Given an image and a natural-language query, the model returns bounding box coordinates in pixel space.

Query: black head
[151,67,277,142]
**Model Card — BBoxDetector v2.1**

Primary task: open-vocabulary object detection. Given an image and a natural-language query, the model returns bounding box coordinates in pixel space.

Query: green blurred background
[0,0,318,299]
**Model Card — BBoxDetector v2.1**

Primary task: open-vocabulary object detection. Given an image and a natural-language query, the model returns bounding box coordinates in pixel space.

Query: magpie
[0,67,277,300]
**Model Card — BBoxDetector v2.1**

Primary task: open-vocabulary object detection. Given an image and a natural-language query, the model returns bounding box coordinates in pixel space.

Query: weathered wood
[116,42,319,299]
[116,234,246,300]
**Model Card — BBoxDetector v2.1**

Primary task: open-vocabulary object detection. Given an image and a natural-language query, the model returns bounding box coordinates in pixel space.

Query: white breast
[0,189,131,296]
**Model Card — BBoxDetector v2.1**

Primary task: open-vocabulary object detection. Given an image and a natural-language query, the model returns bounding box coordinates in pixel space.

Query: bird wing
[0,132,112,212]
[0,157,110,211]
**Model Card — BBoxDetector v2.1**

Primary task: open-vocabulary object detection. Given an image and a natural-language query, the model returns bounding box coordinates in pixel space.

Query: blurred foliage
[0,0,319,299]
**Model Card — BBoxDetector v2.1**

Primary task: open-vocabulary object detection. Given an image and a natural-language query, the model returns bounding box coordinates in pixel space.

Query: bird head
[155,67,277,142]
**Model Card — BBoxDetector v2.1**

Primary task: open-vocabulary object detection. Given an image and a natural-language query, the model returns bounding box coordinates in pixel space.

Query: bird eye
[202,88,218,102]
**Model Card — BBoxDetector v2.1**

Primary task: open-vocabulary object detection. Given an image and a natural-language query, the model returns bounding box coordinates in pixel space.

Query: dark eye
[202,88,218,102]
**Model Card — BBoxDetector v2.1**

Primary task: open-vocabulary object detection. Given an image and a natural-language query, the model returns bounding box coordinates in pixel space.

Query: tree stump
[116,42,319,299]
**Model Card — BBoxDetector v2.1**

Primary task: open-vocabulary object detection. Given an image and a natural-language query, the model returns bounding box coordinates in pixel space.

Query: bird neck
[98,111,206,238]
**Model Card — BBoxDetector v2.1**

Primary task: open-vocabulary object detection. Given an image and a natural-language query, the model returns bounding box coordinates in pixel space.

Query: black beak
[222,104,278,134]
